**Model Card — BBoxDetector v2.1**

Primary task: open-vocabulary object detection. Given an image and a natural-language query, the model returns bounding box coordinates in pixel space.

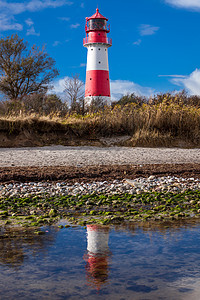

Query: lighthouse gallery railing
[83,37,112,46]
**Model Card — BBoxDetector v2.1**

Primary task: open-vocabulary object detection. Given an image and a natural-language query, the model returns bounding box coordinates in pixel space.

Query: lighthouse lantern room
[83,8,112,103]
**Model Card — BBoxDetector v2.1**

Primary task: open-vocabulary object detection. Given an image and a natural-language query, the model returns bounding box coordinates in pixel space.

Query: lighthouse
[83,8,112,104]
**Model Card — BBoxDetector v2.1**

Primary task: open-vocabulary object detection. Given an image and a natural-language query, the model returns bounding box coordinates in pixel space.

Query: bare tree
[64,74,84,112]
[0,34,59,100]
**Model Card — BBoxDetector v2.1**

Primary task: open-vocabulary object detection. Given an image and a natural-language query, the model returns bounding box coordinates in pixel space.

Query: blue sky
[1,0,200,100]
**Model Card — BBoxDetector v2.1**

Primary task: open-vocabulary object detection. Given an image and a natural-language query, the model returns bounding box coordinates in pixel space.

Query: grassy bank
[0,190,200,228]
[1,99,200,147]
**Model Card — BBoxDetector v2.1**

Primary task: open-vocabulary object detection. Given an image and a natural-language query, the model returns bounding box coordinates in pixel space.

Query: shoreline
[0,174,200,228]
[1,147,200,228]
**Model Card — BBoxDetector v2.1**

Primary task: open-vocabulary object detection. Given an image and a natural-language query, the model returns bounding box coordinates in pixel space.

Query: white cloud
[59,17,70,21]
[53,40,61,47]
[139,24,160,36]
[26,26,40,36]
[170,68,200,95]
[51,76,67,93]
[110,80,155,100]
[133,39,142,46]
[25,17,39,36]
[70,23,80,29]
[0,14,23,31]
[25,18,34,26]
[0,0,73,32]
[50,76,67,100]
[0,2,25,15]
[159,74,186,78]
[80,2,84,8]
[165,0,200,10]
[26,0,73,12]
[0,0,72,15]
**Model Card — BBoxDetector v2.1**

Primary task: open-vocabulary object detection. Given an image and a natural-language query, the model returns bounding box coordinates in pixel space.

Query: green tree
[0,34,59,100]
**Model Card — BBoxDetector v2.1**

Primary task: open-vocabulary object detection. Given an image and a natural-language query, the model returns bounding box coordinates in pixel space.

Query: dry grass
[0,100,200,147]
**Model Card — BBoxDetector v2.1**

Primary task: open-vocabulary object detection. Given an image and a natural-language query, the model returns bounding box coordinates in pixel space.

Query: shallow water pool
[0,220,200,299]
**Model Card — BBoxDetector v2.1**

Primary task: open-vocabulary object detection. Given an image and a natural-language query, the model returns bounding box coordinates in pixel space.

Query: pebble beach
[1,176,200,198]
[1,146,200,226]
[0,145,200,197]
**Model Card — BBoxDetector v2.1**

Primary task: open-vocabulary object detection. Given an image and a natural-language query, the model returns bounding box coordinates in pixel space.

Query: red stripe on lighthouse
[85,70,110,97]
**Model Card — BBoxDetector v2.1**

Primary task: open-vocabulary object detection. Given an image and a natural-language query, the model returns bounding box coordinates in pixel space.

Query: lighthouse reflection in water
[84,225,111,290]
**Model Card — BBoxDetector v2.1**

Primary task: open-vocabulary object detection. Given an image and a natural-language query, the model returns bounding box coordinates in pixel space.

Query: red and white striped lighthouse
[83,8,112,104]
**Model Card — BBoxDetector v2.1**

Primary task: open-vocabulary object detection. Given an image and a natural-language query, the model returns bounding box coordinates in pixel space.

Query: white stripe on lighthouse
[86,44,109,71]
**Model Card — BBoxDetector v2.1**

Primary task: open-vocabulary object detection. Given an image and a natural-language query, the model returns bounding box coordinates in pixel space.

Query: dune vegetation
[0,91,200,148]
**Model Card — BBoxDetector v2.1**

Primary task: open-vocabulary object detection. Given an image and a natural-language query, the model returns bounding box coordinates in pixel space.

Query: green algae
[0,190,200,227]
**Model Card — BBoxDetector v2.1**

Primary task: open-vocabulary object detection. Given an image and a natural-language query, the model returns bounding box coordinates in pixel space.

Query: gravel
[1,146,200,197]
[0,176,200,198]
[1,146,200,167]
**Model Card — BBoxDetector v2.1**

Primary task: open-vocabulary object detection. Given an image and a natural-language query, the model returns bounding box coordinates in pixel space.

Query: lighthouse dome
[86,8,108,21]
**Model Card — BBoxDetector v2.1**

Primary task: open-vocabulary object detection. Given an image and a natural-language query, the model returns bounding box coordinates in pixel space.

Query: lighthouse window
[99,61,101,64]
[98,48,100,50]
[91,48,93,51]
[98,33,100,36]
[88,19,106,30]
[90,78,92,80]
[105,49,107,51]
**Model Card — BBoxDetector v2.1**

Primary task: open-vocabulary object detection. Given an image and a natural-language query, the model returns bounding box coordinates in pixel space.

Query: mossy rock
[49,208,57,217]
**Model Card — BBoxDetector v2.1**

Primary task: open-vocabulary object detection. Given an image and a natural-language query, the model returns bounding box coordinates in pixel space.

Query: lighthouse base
[85,96,111,107]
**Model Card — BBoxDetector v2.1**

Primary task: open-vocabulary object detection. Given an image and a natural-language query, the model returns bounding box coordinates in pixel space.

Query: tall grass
[0,96,200,147]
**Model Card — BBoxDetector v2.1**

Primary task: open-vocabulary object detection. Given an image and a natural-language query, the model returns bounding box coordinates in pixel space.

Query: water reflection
[114,218,200,234]
[84,225,112,291]
[0,227,56,268]
[0,220,200,298]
